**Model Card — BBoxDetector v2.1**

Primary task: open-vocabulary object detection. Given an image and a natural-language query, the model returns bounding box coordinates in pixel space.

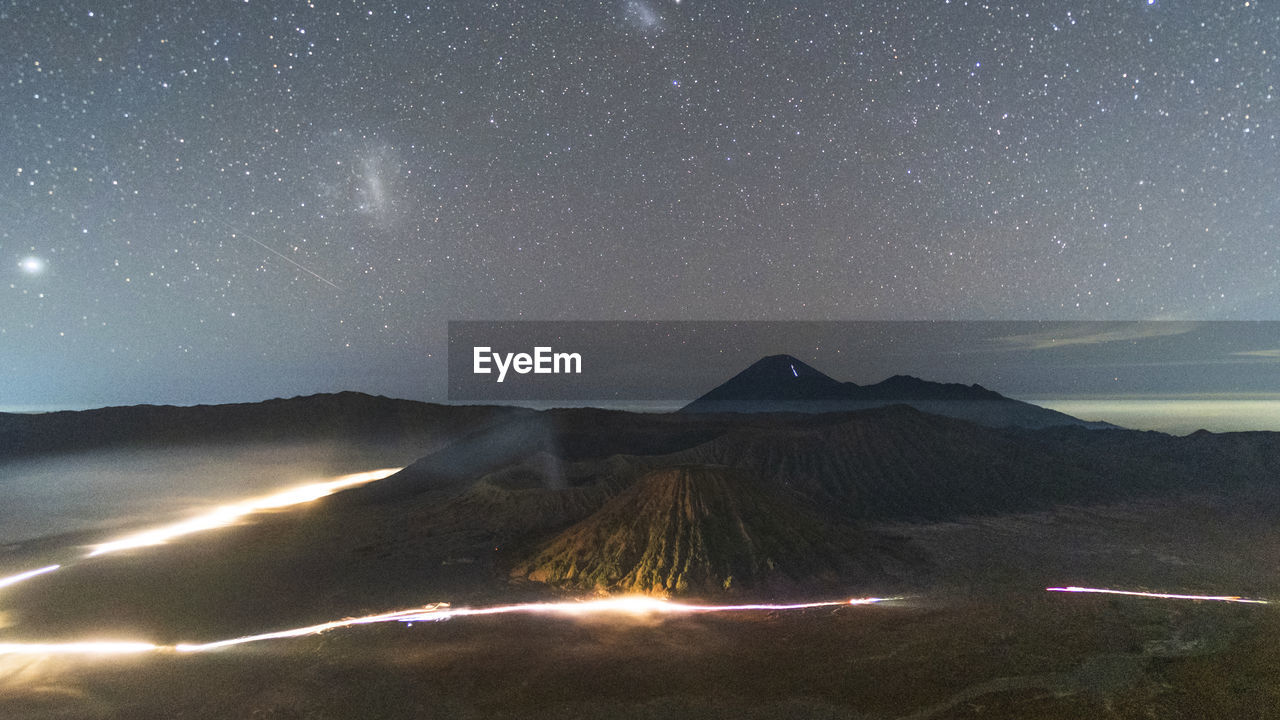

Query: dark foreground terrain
[2,486,1280,719]
[3,388,1280,718]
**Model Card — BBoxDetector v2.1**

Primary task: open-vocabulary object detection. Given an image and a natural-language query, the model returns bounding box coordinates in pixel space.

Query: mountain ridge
[0,392,527,460]
[682,354,1112,429]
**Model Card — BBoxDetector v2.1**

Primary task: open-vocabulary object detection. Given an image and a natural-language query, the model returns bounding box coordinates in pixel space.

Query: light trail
[1046,586,1270,605]
[0,641,160,656]
[86,468,401,557]
[0,469,401,589]
[0,596,892,656]
[174,604,451,652]
[175,596,894,653]
[0,565,61,590]
[0,464,892,659]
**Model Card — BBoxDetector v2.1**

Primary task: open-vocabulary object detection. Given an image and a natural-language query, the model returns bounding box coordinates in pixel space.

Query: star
[19,256,45,275]
[0,0,1276,408]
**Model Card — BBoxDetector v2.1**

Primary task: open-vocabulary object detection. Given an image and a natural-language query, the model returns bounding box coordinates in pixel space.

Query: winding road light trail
[87,468,402,557]
[174,604,454,652]
[1047,586,1270,604]
[0,469,402,594]
[177,596,894,652]
[0,641,161,656]
[0,565,61,590]
[0,597,894,656]
[1,466,891,659]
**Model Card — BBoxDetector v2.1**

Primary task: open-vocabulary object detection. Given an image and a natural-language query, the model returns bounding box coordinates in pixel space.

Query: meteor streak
[1047,586,1270,604]
[0,565,60,590]
[87,468,401,556]
[210,216,340,290]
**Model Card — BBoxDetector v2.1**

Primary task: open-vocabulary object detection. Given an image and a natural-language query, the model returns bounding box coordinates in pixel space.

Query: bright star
[19,256,45,274]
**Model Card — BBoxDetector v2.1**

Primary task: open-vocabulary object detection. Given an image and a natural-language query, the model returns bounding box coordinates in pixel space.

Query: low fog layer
[1031,397,1280,435]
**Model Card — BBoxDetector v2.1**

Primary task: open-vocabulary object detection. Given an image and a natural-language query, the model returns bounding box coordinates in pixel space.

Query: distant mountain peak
[736,354,836,381]
[864,374,1006,402]
[688,354,849,407]
[682,353,1112,430]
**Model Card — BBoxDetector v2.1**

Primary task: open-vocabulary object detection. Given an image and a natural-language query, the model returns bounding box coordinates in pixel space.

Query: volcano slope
[512,464,906,594]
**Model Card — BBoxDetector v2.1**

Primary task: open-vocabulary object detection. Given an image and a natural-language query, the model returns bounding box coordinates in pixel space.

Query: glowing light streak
[3,465,890,658]
[176,596,893,652]
[398,596,892,620]
[0,641,160,656]
[175,604,450,652]
[0,565,60,590]
[87,468,401,556]
[1046,586,1270,604]
[0,597,892,656]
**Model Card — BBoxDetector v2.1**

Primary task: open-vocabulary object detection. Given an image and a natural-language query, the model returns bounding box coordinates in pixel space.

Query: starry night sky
[2,1,1278,408]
